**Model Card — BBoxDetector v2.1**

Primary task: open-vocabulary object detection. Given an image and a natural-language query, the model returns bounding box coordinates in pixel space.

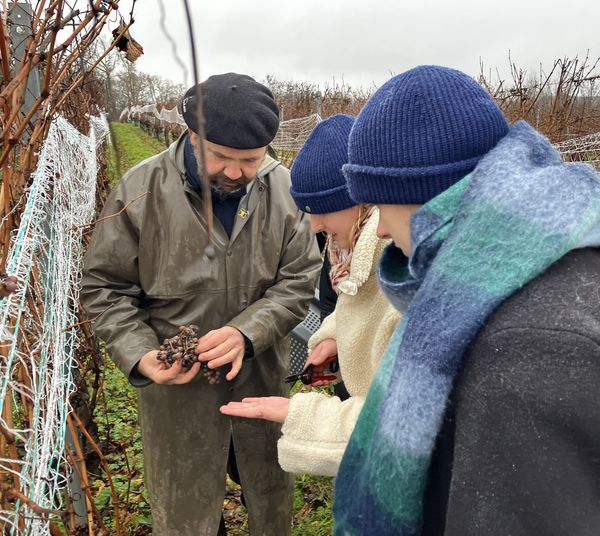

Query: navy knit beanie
[344,65,510,205]
[290,114,356,214]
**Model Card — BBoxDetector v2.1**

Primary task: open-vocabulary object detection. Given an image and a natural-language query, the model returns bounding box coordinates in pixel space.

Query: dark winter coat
[423,247,600,536]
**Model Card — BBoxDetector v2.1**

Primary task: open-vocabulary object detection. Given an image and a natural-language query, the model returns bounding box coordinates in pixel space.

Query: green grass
[107,122,168,184]
[92,357,151,535]
[93,123,334,535]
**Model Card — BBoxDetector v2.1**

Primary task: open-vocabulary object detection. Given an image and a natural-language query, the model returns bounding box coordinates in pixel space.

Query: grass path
[107,122,167,185]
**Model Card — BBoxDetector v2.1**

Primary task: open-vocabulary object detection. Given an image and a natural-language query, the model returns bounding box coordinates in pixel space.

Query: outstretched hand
[220,397,290,424]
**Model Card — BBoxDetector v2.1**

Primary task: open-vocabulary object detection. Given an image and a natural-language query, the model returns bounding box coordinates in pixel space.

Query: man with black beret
[81,73,321,535]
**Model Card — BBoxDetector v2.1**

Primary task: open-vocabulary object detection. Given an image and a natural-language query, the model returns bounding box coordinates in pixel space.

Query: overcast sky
[117,0,599,91]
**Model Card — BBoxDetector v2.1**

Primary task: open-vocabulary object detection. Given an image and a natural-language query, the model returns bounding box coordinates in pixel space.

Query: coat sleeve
[277,391,364,476]
[444,327,600,536]
[227,211,321,356]
[80,181,157,386]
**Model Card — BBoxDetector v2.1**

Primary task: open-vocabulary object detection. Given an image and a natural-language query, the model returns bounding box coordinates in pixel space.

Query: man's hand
[305,338,338,387]
[196,326,245,381]
[137,349,201,385]
[220,397,290,424]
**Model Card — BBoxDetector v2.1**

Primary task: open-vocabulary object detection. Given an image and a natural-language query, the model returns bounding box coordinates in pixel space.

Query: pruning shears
[284,355,339,386]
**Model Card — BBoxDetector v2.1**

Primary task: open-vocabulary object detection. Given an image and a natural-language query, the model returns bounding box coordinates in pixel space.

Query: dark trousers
[218,439,246,536]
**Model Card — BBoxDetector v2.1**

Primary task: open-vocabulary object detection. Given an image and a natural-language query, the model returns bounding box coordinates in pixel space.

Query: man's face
[189,130,267,193]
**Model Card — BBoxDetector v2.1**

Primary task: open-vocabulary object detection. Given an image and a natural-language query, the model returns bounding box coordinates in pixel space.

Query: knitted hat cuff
[290,114,355,214]
[290,183,356,214]
[344,155,481,204]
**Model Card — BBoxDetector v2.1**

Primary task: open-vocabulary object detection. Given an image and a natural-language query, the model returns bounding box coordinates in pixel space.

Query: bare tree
[480,54,600,142]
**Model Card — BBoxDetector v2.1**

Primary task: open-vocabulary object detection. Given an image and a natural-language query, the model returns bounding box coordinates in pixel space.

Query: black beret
[181,73,280,149]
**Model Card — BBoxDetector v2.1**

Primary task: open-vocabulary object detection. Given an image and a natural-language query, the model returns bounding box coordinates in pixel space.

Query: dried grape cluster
[0,273,18,298]
[156,324,221,384]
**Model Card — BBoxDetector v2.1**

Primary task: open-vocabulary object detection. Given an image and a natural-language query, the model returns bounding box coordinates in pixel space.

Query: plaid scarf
[333,121,600,535]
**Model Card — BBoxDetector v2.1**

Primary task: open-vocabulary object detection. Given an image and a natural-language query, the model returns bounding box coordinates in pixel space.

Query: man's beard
[192,146,255,199]
[209,172,254,194]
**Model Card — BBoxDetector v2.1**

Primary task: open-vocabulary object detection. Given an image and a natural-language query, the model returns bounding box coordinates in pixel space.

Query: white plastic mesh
[555,132,600,170]
[120,105,323,153]
[271,114,322,153]
[89,113,111,147]
[121,103,187,126]
[0,114,108,535]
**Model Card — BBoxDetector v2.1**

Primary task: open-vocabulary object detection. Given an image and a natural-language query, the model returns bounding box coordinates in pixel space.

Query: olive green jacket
[81,134,321,535]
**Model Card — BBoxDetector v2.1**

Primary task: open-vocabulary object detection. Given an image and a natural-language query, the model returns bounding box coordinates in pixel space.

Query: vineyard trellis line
[0,114,109,535]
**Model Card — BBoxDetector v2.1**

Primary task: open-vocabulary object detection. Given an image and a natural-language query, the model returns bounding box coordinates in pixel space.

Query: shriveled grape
[0,273,18,298]
[156,324,221,384]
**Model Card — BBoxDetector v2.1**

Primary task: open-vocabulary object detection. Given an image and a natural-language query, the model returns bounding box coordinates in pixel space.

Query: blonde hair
[325,204,375,260]
[347,204,374,254]
[325,204,375,278]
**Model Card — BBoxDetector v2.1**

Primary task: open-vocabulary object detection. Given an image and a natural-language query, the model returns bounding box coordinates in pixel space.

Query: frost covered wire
[0,114,108,535]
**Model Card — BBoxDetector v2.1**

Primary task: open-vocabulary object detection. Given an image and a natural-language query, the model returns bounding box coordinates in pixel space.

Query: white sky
[116,0,599,90]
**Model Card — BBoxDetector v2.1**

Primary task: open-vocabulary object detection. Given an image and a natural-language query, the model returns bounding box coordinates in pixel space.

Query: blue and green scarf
[333,120,600,535]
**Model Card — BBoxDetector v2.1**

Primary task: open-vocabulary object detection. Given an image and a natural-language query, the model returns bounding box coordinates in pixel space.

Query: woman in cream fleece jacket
[278,207,400,475]
[220,114,400,476]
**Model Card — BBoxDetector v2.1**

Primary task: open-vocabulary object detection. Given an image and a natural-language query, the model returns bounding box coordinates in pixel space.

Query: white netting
[0,114,108,535]
[271,114,322,153]
[89,113,111,147]
[555,132,600,170]
[119,104,322,154]
[121,103,187,126]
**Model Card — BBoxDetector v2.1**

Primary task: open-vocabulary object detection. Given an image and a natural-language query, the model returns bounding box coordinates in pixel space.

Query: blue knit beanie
[290,114,356,214]
[344,65,510,205]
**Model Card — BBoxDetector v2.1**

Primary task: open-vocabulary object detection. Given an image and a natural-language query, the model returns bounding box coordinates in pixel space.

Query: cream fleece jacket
[278,209,401,476]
